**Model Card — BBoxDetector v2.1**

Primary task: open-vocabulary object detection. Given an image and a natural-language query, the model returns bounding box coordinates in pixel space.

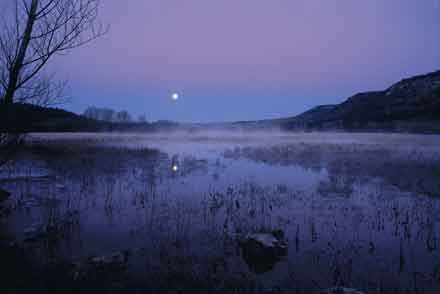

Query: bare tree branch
[0,0,107,105]
[0,0,106,167]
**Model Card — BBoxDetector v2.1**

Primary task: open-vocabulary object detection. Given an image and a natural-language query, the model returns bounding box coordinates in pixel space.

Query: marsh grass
[0,133,440,294]
[225,142,440,197]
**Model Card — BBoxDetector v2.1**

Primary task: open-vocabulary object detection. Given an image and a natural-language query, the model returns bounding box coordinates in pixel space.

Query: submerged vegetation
[1,132,440,294]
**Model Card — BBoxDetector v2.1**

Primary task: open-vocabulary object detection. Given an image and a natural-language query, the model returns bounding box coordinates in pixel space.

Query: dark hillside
[0,103,105,132]
[282,71,440,133]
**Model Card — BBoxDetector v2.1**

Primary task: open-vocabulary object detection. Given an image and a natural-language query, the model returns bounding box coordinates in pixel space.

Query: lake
[1,132,440,294]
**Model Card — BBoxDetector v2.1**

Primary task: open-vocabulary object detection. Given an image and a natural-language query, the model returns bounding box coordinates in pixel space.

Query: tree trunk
[3,0,39,105]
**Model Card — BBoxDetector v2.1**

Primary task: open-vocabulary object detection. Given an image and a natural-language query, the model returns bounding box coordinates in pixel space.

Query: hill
[0,103,178,132]
[1,71,439,133]
[0,103,103,132]
[281,71,440,133]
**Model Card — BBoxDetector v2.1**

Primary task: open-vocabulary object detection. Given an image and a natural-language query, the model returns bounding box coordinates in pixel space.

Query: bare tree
[83,106,115,122]
[138,114,147,123]
[0,0,107,106]
[0,0,106,168]
[115,110,132,123]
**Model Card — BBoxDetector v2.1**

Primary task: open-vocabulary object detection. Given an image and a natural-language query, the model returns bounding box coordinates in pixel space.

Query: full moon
[171,93,179,101]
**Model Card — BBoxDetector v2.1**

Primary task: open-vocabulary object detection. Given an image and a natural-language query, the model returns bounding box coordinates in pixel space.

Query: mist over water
[1,132,440,293]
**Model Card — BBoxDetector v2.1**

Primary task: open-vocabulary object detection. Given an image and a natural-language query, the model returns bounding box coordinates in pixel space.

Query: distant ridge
[0,103,177,132]
[280,70,440,133]
[1,71,440,133]
[0,103,100,132]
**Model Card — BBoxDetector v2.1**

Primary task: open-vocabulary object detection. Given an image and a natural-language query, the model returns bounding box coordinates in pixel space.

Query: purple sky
[52,0,440,122]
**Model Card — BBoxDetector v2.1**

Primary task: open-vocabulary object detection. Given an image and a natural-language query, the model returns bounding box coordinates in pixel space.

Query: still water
[1,132,440,293]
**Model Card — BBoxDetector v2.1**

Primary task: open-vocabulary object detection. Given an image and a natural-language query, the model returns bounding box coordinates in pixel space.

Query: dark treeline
[83,106,136,123]
[0,103,178,133]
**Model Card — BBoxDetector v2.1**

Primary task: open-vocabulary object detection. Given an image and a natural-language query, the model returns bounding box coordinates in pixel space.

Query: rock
[323,287,365,294]
[0,188,11,202]
[23,223,46,242]
[73,251,130,280]
[56,184,66,191]
[89,251,128,266]
[23,197,40,207]
[238,230,288,273]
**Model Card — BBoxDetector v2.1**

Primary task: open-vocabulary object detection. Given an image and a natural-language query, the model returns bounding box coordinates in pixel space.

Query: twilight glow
[50,0,440,122]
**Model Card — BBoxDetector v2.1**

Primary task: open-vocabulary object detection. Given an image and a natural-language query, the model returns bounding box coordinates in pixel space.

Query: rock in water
[323,287,365,294]
[0,188,11,202]
[239,230,288,273]
[23,223,46,242]
[56,184,66,191]
[72,251,130,281]
[89,251,128,266]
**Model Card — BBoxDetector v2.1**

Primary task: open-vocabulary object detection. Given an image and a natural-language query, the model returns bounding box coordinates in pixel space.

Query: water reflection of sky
[1,136,440,293]
[129,141,328,197]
